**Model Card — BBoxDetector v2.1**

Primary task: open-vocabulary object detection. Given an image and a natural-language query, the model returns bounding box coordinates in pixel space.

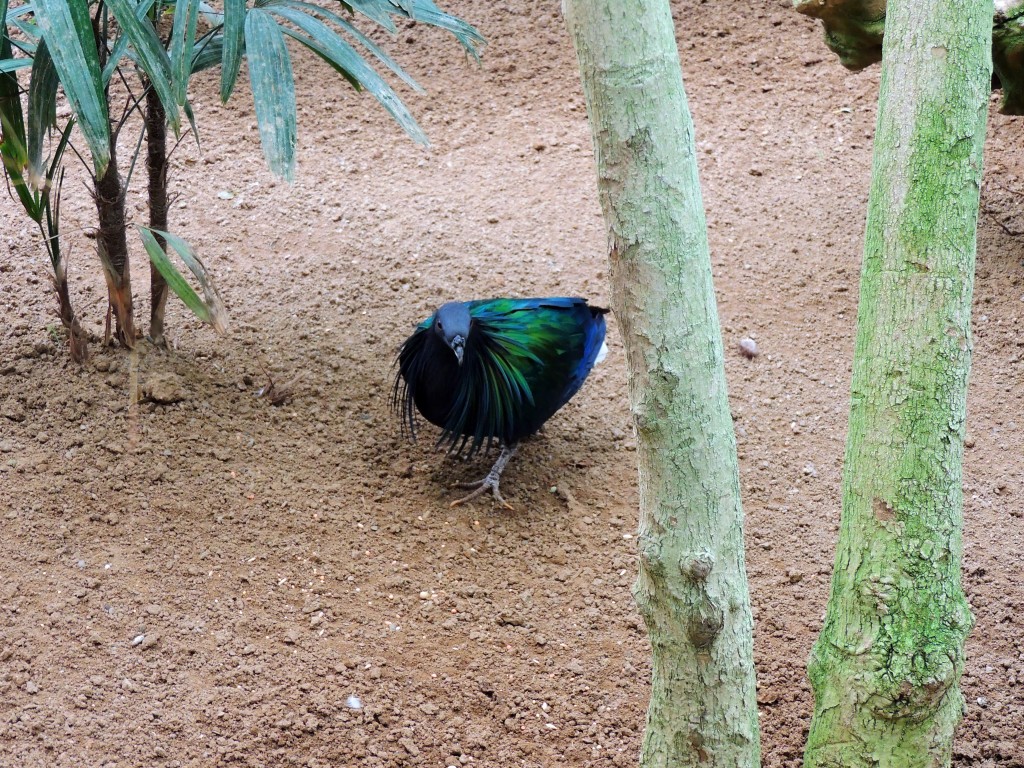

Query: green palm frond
[139,226,229,332]
[31,0,110,174]
[208,0,484,178]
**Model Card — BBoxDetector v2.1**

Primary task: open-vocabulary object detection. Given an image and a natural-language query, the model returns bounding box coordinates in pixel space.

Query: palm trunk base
[52,265,88,363]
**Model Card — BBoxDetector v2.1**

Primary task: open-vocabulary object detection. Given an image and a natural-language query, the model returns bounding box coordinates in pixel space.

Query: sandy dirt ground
[1,1,1022,766]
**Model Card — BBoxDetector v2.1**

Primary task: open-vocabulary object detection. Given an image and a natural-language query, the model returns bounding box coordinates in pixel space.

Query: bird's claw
[451,474,513,510]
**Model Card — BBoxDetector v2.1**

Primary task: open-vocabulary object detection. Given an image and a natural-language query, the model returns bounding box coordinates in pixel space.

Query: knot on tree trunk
[680,553,714,581]
[687,591,724,650]
[870,649,960,722]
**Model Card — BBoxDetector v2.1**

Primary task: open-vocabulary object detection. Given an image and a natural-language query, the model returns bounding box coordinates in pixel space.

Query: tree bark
[52,258,89,363]
[94,133,136,347]
[564,3,760,766]
[803,1,990,766]
[145,85,170,346]
[92,12,135,347]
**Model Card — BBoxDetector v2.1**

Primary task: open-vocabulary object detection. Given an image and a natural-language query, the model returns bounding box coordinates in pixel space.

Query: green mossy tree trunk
[564,2,760,766]
[804,1,990,766]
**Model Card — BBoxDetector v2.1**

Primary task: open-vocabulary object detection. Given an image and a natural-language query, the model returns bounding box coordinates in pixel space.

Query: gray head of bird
[433,302,472,367]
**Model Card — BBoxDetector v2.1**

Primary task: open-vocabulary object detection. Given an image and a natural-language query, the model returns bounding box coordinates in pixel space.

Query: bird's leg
[451,444,518,510]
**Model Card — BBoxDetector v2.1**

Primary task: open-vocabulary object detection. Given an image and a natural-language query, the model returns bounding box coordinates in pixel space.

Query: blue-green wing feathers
[394,297,607,457]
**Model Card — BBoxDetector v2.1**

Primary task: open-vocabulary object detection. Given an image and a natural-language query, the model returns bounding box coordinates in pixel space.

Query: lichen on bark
[803,0,990,765]
[564,2,760,766]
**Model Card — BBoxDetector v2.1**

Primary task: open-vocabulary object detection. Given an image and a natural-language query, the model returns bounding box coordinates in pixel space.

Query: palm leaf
[33,0,110,175]
[139,226,229,332]
[0,58,29,72]
[5,3,35,21]
[27,39,58,184]
[220,0,245,101]
[105,0,181,133]
[244,8,296,180]
[0,112,40,220]
[5,6,40,47]
[340,0,395,32]
[196,0,222,26]
[40,118,73,270]
[0,0,26,153]
[169,0,199,104]
[401,0,483,57]
[101,0,156,85]
[347,0,483,57]
[192,33,230,73]
[267,0,422,92]
[267,5,427,143]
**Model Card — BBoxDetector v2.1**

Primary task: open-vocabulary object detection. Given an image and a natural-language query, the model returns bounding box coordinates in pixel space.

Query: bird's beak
[451,336,465,367]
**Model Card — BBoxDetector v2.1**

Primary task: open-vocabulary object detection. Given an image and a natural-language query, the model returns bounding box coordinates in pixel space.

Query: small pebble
[419,591,429,599]
[25,681,39,694]
[131,634,145,646]
[738,337,759,359]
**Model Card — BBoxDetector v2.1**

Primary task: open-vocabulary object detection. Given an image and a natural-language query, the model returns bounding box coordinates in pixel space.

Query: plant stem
[92,5,135,347]
[145,85,169,346]
[94,134,136,347]
[51,259,89,363]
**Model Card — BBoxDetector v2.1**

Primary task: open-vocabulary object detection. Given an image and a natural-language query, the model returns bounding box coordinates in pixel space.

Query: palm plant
[1,0,482,357]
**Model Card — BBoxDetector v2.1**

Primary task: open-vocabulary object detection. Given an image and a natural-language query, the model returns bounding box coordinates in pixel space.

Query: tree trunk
[564,3,760,766]
[92,12,135,347]
[52,257,89,363]
[145,85,170,346]
[803,1,990,766]
[94,134,136,347]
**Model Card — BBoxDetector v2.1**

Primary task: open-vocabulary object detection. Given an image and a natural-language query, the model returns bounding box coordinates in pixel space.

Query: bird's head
[433,302,472,367]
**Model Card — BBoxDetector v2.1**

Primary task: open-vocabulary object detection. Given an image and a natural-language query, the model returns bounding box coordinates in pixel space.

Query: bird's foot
[451,472,512,510]
[449,444,518,510]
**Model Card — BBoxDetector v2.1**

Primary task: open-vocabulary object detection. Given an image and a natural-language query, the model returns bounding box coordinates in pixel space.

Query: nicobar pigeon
[393,297,608,508]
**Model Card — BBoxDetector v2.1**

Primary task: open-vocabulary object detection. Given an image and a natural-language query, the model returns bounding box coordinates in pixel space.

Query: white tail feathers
[595,340,608,365]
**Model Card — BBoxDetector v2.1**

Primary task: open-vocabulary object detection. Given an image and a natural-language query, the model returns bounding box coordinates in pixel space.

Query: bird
[392,297,608,508]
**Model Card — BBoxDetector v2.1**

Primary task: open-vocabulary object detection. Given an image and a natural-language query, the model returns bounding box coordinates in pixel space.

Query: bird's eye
[437,321,444,332]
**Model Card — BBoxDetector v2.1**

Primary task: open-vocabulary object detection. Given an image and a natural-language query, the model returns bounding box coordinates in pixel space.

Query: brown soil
[1,1,1022,766]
